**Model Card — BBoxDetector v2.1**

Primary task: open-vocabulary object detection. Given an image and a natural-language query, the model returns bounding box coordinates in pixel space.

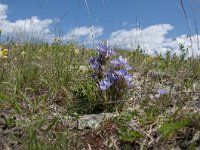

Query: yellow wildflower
[2,55,8,59]
[74,49,79,55]
[144,56,152,63]
[2,49,8,56]
[13,57,17,62]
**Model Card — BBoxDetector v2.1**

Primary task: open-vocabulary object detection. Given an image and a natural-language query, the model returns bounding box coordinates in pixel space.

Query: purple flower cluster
[89,43,116,79]
[99,56,133,90]
[89,43,133,92]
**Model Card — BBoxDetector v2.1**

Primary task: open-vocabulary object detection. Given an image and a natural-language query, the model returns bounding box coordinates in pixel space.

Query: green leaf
[159,118,190,138]
[119,128,142,142]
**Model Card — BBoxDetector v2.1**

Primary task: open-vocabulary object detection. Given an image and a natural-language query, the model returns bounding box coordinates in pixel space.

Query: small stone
[77,113,116,129]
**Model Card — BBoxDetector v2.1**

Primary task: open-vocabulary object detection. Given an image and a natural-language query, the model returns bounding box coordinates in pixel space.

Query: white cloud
[0,3,102,43]
[0,3,7,20]
[109,24,173,53]
[64,25,103,44]
[0,3,53,41]
[108,24,200,57]
[164,34,200,57]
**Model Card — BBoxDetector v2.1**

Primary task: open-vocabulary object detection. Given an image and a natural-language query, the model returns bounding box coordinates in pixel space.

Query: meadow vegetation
[0,40,200,149]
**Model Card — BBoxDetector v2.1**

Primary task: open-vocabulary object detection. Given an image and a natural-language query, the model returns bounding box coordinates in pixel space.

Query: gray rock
[78,113,117,129]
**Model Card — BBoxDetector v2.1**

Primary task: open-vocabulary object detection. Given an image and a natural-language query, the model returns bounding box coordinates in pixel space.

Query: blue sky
[0,0,200,55]
[1,0,198,35]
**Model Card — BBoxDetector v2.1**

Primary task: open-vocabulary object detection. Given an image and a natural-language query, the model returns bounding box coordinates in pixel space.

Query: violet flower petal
[115,69,126,76]
[158,89,167,95]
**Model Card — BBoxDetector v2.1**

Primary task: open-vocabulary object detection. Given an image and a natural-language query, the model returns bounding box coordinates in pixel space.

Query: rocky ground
[1,69,200,150]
